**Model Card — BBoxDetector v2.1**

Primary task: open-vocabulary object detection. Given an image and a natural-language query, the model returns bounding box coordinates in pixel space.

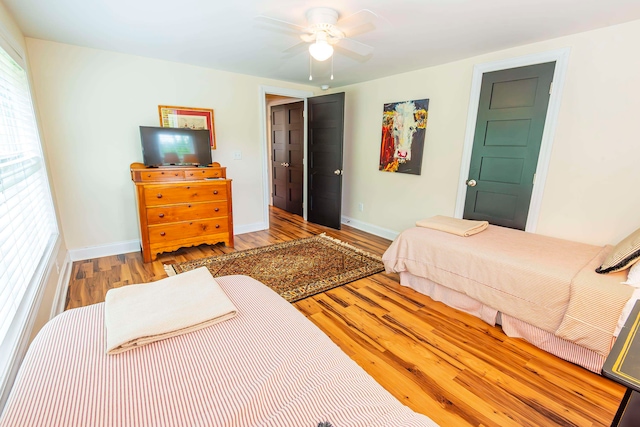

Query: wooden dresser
[130,162,233,263]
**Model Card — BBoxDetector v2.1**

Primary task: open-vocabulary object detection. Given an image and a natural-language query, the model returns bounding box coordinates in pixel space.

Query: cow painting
[379,99,429,175]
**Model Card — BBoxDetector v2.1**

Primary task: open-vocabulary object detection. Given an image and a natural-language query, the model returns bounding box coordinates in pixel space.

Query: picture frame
[158,105,216,149]
[379,98,429,175]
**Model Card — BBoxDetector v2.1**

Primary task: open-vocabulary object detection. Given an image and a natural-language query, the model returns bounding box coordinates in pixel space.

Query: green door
[463,62,555,230]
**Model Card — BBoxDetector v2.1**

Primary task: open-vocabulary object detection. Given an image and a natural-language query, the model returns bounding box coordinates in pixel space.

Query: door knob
[280,162,285,166]
[283,163,290,167]
[334,169,341,175]
[466,179,477,187]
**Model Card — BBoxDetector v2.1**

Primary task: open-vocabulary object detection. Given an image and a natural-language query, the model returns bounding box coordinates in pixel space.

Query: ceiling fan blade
[336,37,374,57]
[282,41,308,56]
[337,9,378,32]
[341,22,376,38]
[254,15,307,35]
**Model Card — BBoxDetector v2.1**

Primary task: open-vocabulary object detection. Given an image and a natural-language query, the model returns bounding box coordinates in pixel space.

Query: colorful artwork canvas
[379,99,429,175]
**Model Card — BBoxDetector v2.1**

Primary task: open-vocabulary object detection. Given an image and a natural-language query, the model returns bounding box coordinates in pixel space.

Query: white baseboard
[68,239,140,261]
[67,224,269,261]
[50,252,72,319]
[341,216,400,241]
[234,222,268,235]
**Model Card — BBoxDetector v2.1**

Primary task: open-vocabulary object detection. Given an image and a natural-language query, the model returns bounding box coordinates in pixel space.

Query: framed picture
[379,99,429,175]
[158,105,216,149]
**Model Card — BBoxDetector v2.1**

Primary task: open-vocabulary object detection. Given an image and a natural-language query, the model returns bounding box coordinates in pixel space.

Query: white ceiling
[5,0,640,88]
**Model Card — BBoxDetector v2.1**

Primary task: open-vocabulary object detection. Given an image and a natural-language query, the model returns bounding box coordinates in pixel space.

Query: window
[0,38,58,373]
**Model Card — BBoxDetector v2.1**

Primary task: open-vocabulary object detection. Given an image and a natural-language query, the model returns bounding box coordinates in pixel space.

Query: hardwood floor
[66,206,624,426]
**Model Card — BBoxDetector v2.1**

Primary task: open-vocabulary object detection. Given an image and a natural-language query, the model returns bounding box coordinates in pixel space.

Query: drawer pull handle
[189,173,194,176]
[147,174,151,177]
[161,172,165,175]
[174,173,179,176]
[160,232,166,236]
[188,204,192,208]
[214,208,219,212]
[187,186,190,189]
[190,222,193,225]
[157,194,163,198]
[159,213,165,218]
[213,190,218,195]
[215,224,220,229]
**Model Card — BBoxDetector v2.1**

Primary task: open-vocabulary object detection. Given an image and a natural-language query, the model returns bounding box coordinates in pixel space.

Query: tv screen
[140,126,212,167]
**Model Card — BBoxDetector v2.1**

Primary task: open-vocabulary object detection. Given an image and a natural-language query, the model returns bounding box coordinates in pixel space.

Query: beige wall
[21,18,640,253]
[26,38,316,251]
[0,2,67,339]
[339,19,640,246]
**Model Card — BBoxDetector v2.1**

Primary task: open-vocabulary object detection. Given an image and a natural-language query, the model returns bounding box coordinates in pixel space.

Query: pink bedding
[383,225,633,356]
[0,275,437,427]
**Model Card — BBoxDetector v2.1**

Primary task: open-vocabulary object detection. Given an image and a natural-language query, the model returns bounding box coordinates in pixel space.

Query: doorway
[454,48,570,233]
[260,86,346,231]
[260,86,313,230]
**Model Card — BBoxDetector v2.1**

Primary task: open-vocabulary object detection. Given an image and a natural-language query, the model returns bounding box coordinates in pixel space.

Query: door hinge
[533,173,537,185]
[549,81,553,95]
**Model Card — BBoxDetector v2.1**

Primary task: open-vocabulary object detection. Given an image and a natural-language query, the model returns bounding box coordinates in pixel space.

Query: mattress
[0,275,438,427]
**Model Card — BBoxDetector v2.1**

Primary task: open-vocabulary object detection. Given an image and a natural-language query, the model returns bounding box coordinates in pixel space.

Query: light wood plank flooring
[66,206,624,427]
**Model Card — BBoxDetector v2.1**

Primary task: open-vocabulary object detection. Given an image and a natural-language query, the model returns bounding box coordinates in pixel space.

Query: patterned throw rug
[165,234,385,303]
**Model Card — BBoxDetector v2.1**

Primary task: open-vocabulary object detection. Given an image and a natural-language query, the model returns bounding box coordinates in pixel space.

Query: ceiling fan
[257,7,377,62]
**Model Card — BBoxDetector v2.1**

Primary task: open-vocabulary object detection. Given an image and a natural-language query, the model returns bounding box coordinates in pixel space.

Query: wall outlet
[232,150,242,160]
[358,202,364,212]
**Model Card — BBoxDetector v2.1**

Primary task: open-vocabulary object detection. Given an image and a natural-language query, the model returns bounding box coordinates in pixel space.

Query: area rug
[165,233,384,303]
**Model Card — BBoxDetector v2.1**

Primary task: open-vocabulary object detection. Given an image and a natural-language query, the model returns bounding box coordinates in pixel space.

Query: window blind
[0,44,57,347]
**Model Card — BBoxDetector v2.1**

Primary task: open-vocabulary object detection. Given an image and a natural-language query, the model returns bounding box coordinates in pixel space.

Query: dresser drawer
[148,218,229,244]
[184,168,224,180]
[144,182,227,206]
[139,169,185,181]
[146,201,228,225]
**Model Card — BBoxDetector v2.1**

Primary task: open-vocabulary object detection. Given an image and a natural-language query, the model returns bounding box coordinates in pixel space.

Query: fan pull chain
[309,54,313,81]
[330,55,334,80]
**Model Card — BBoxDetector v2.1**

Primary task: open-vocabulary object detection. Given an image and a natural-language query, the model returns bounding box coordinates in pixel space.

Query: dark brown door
[463,62,555,230]
[271,101,304,216]
[307,92,345,229]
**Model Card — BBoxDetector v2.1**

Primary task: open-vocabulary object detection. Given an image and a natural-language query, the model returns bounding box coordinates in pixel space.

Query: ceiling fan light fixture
[309,39,333,61]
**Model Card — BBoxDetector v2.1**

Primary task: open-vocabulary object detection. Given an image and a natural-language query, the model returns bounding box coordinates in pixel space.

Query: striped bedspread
[0,275,437,427]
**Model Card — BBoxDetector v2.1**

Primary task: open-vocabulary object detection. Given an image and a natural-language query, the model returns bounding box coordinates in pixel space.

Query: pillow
[596,227,640,274]
[622,260,640,287]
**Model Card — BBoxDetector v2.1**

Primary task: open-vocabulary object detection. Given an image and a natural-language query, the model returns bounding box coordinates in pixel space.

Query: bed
[382,224,634,373]
[0,275,438,427]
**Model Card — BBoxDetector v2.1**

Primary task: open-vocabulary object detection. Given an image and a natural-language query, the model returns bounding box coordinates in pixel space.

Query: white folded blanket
[105,267,237,355]
[415,215,489,237]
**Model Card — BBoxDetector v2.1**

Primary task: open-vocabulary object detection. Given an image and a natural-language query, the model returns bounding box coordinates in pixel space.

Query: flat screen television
[140,126,212,167]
